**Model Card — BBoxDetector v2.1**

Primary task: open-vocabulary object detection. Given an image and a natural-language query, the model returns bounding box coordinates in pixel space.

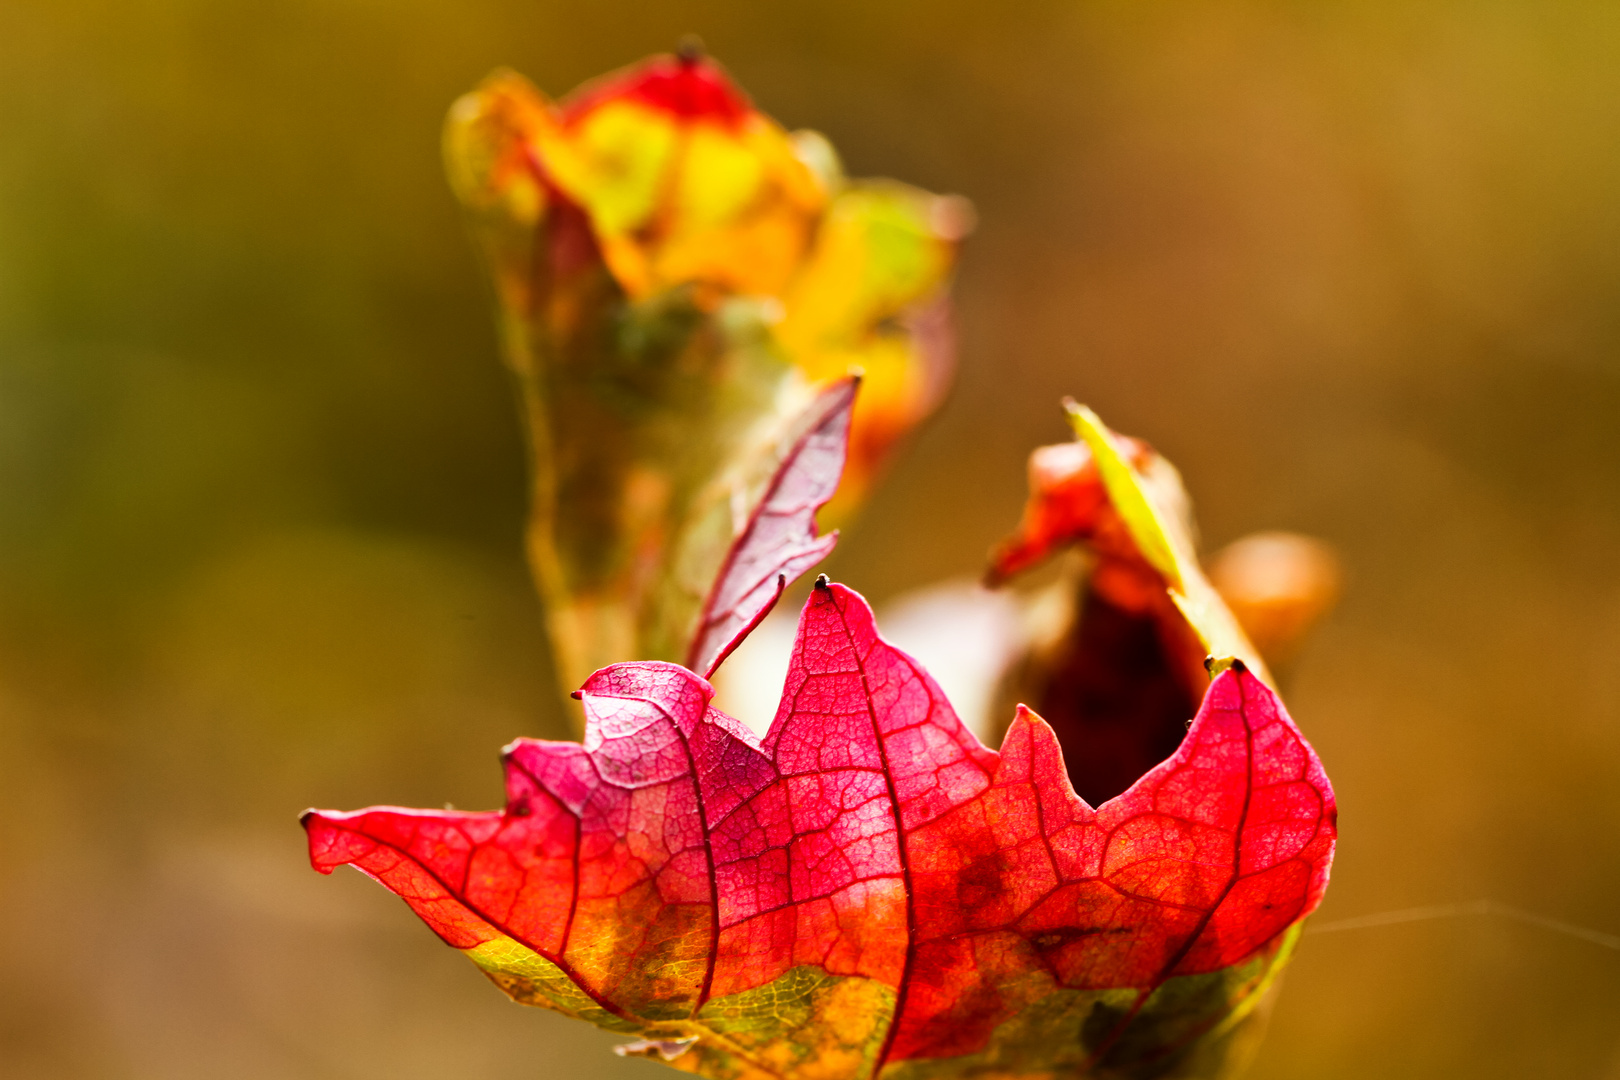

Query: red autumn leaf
[557,48,755,127]
[686,376,856,679]
[985,435,1155,590]
[304,580,1335,1078]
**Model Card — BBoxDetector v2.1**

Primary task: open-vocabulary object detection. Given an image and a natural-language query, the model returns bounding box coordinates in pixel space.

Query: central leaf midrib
[821,591,920,1080]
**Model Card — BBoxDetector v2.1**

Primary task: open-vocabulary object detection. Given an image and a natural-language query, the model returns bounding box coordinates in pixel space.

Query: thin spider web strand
[1306,900,1620,951]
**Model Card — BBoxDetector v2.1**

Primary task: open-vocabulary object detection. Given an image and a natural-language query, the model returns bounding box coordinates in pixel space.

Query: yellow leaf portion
[778,186,958,371]
[1067,402,1183,589]
[546,100,679,237]
[1066,402,1270,684]
[536,99,826,302]
[777,184,967,512]
[442,72,563,333]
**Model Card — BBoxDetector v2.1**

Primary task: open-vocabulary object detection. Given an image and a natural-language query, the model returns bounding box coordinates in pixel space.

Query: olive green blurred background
[3,1,1619,1077]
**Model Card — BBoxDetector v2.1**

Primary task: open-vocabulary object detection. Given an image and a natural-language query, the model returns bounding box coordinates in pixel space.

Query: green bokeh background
[3,2,1619,1077]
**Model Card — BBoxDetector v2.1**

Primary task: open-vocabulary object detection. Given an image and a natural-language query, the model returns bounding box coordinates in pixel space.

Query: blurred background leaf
[1,1,1618,1078]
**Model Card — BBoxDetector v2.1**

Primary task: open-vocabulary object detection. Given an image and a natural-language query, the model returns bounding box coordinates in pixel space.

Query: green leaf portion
[466,941,898,1079]
[1087,925,1299,1080]
[465,935,644,1034]
[878,926,1299,1080]
[687,968,897,1079]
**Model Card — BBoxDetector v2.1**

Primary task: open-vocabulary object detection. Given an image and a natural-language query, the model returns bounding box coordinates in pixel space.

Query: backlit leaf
[305,581,1334,1078]
[686,377,856,680]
